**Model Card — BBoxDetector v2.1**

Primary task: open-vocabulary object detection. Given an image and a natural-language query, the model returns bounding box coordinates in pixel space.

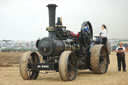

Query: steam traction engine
[19,4,111,81]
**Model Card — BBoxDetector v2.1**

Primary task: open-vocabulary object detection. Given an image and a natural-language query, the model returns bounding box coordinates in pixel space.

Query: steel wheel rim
[99,47,108,73]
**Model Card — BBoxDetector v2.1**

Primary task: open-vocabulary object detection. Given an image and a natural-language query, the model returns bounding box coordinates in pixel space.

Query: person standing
[116,42,126,72]
[100,24,107,44]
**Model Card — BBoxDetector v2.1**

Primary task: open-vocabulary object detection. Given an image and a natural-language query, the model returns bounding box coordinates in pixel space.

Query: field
[0,52,128,85]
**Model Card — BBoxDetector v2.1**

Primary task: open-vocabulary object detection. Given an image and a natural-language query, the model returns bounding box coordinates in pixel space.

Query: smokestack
[47,4,57,27]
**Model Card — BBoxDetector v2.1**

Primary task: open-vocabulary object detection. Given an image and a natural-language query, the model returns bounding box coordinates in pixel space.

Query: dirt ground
[0,52,128,85]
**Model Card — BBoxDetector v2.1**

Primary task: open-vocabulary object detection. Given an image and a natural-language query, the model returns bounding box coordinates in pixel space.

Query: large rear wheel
[59,51,78,81]
[20,51,40,80]
[90,45,109,74]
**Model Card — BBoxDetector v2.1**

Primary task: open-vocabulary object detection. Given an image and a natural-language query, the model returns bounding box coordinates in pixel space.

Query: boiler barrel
[38,37,65,56]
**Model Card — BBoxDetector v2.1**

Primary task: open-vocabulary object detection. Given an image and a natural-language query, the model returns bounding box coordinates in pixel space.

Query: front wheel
[20,51,40,80]
[59,51,78,81]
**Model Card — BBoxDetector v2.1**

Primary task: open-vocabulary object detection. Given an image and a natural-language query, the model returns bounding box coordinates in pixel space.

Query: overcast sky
[0,0,128,41]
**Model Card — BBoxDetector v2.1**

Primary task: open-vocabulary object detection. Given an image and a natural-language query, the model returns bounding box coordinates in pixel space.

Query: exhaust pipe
[47,4,57,38]
[47,4,57,27]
